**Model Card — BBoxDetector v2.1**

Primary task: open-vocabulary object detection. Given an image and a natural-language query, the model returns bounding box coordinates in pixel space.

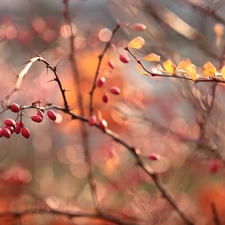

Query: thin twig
[89,23,121,115]
[211,202,221,225]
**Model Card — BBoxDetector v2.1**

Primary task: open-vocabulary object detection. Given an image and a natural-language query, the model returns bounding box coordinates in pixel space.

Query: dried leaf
[185,64,197,81]
[128,36,145,49]
[136,64,150,76]
[142,53,160,62]
[177,58,191,70]
[163,60,176,74]
[202,62,216,77]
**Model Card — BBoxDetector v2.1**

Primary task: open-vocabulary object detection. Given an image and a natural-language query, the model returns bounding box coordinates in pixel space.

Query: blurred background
[0,0,225,224]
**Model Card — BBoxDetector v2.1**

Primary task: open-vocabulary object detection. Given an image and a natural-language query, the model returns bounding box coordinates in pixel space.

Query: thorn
[55,61,60,68]
[47,78,57,83]
[34,50,41,57]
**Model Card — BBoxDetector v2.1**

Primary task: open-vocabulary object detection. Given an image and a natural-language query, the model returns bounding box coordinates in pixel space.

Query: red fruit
[108,60,115,69]
[119,54,130,63]
[47,110,57,121]
[0,128,3,137]
[148,153,161,161]
[2,128,11,138]
[4,126,14,134]
[4,118,16,127]
[88,115,96,126]
[129,23,146,31]
[21,127,30,139]
[102,93,109,103]
[10,103,20,113]
[19,121,25,128]
[96,77,105,88]
[98,119,107,131]
[31,115,43,123]
[15,123,21,134]
[37,110,44,119]
[210,161,220,173]
[109,86,121,95]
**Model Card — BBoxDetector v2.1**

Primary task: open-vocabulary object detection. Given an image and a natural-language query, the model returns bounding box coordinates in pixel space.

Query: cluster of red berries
[96,76,121,104]
[0,103,57,139]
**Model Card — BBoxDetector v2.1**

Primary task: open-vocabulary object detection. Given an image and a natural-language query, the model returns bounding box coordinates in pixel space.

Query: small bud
[148,153,161,161]
[88,115,96,126]
[109,86,120,95]
[98,119,107,131]
[108,60,115,69]
[96,77,105,88]
[130,23,146,31]
[119,54,130,63]
[102,93,109,103]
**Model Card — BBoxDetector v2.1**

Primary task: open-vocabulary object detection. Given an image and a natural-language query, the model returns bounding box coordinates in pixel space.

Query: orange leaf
[185,64,197,81]
[177,58,191,70]
[128,36,145,49]
[142,53,160,62]
[135,64,150,76]
[202,62,216,77]
[221,66,225,80]
[163,60,176,74]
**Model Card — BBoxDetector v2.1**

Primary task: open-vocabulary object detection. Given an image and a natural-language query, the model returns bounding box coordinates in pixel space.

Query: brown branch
[211,202,221,225]
[89,23,121,115]
[62,0,102,216]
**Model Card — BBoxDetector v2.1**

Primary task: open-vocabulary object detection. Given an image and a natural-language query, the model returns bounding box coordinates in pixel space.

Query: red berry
[96,77,105,88]
[47,110,57,121]
[4,118,16,127]
[98,119,107,130]
[31,115,43,123]
[88,115,96,126]
[0,128,3,137]
[119,54,130,63]
[109,86,121,95]
[108,60,115,69]
[19,121,24,128]
[37,110,44,119]
[10,103,20,113]
[102,93,109,103]
[15,122,21,134]
[148,153,161,161]
[2,128,11,138]
[21,127,30,139]
[4,126,14,134]
[129,23,146,31]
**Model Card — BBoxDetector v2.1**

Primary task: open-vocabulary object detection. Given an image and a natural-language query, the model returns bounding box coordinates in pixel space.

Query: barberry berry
[21,127,30,139]
[37,110,44,119]
[47,110,57,121]
[2,127,11,138]
[4,118,16,127]
[96,77,105,88]
[108,60,115,69]
[119,54,130,63]
[102,93,109,103]
[10,103,20,113]
[31,115,43,123]
[148,153,161,161]
[88,115,96,126]
[98,119,107,131]
[109,86,121,95]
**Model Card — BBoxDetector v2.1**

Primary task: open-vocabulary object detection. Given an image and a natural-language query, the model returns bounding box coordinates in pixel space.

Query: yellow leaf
[177,58,191,70]
[202,62,216,77]
[163,60,176,74]
[221,66,225,79]
[135,64,150,76]
[142,53,160,62]
[128,36,145,49]
[185,64,197,81]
